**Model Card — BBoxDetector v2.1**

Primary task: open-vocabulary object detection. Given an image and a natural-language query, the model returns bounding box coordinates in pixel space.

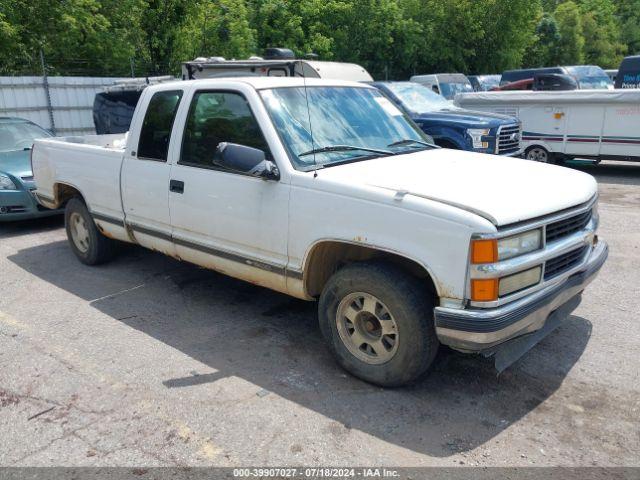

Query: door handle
[169,179,184,194]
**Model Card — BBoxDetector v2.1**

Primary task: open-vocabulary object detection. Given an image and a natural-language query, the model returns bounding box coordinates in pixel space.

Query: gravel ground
[0,161,638,467]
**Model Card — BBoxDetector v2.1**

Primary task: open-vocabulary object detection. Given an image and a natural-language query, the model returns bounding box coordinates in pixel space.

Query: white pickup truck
[32,77,608,386]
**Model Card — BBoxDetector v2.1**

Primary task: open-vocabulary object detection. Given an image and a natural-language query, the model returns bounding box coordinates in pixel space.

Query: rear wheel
[525,145,554,163]
[318,261,438,387]
[65,197,116,265]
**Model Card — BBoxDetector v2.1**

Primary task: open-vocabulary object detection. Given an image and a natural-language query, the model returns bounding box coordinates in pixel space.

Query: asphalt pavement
[0,161,638,467]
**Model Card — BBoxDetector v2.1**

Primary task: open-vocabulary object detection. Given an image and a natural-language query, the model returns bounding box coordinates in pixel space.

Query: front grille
[497,124,521,155]
[546,210,592,243]
[544,246,587,280]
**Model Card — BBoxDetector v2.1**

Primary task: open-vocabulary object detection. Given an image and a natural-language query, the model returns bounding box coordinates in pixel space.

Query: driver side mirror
[214,142,280,180]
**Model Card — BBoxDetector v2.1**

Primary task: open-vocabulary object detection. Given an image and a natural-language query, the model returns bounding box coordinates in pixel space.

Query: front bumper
[0,189,62,222]
[500,148,524,157]
[434,240,608,352]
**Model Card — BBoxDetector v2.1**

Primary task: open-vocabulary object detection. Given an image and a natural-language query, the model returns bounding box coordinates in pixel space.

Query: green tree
[0,10,24,73]
[471,0,541,73]
[251,0,334,59]
[579,0,626,67]
[402,0,484,75]
[326,0,423,79]
[178,0,256,61]
[0,0,142,75]
[554,1,585,64]
[402,0,539,76]
[616,0,640,56]
[524,13,562,67]
[138,0,189,74]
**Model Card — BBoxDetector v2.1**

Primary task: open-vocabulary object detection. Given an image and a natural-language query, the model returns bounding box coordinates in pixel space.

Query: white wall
[0,76,129,135]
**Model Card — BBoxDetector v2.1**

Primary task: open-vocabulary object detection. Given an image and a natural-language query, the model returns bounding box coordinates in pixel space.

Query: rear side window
[180,91,270,169]
[137,90,183,161]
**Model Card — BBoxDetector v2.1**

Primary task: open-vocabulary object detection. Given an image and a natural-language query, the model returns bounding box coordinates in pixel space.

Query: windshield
[577,76,613,89]
[439,82,473,99]
[0,120,51,152]
[565,66,613,89]
[260,86,430,170]
[384,82,456,113]
[476,75,501,91]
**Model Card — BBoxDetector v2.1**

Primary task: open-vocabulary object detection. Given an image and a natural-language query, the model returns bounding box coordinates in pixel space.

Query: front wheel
[65,197,117,265]
[318,262,439,387]
[525,145,554,163]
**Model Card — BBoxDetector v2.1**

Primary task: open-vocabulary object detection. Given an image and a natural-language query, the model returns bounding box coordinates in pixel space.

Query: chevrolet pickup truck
[32,78,608,386]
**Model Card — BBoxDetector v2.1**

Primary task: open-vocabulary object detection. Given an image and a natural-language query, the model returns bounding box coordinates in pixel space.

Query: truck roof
[145,76,375,93]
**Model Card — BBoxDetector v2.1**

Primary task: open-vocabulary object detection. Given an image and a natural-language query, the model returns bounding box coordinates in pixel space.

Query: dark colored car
[0,117,61,221]
[501,66,612,89]
[615,55,640,89]
[492,73,578,91]
[372,81,522,156]
[501,67,564,85]
[93,90,142,134]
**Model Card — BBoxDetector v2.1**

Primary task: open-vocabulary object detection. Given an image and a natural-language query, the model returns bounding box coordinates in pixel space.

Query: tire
[318,261,439,387]
[65,197,116,265]
[525,145,554,163]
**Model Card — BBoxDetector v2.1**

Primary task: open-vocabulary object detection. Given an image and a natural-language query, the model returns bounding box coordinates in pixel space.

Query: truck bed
[32,133,128,223]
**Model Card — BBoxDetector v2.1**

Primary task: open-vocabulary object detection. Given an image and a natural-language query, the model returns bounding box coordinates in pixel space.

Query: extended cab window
[180,91,270,168]
[137,90,183,161]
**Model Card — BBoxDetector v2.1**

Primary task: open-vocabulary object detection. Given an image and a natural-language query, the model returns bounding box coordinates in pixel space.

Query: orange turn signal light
[471,239,498,264]
[471,279,499,302]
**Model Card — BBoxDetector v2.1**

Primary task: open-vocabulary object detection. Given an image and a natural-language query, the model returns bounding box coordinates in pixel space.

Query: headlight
[0,174,17,190]
[467,128,490,149]
[497,229,542,261]
[471,229,542,264]
[469,229,544,302]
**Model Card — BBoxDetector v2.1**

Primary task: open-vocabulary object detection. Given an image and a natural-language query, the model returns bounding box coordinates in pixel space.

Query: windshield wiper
[299,145,392,158]
[387,138,437,149]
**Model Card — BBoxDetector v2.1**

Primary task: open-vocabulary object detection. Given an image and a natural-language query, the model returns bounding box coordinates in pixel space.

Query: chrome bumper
[501,148,524,157]
[434,240,608,352]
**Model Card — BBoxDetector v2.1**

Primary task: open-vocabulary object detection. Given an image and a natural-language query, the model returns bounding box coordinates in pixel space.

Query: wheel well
[303,241,438,299]
[54,183,84,207]
[435,139,460,150]
[525,144,547,152]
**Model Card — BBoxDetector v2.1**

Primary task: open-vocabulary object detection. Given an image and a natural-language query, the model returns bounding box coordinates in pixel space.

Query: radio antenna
[298,60,318,177]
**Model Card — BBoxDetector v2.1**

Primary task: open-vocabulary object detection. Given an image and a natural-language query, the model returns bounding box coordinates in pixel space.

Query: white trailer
[454,89,640,163]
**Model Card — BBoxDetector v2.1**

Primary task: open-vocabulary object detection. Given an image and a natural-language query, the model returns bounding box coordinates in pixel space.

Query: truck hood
[315,149,597,226]
[414,108,516,128]
[0,149,31,178]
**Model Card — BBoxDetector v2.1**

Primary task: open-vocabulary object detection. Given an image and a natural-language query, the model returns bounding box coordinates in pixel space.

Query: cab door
[167,87,290,293]
[121,89,184,256]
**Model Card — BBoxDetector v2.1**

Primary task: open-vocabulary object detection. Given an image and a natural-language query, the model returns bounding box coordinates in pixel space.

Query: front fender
[421,125,469,150]
[288,175,498,304]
